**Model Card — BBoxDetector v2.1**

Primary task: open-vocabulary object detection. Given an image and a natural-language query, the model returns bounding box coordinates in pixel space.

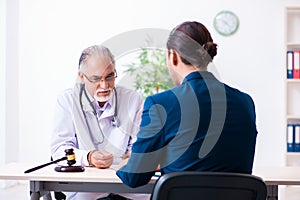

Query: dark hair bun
[203,42,217,59]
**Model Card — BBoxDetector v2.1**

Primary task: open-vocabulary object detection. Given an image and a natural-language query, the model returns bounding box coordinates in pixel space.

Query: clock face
[214,10,239,36]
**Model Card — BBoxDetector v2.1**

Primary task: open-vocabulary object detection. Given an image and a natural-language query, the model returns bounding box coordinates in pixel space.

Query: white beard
[94,88,113,102]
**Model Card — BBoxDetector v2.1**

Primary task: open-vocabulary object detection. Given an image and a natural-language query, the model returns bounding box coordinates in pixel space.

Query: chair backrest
[151,171,267,200]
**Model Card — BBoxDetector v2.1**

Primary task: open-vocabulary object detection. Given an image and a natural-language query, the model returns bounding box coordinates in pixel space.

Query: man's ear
[170,50,179,66]
[78,71,84,83]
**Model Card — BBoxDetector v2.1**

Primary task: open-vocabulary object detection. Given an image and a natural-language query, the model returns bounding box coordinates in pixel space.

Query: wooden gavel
[24,148,80,173]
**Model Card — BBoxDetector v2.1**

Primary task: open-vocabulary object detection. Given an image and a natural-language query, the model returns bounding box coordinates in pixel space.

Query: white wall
[3,0,300,167]
[0,0,20,188]
[5,0,20,164]
[0,0,20,164]
[0,0,6,166]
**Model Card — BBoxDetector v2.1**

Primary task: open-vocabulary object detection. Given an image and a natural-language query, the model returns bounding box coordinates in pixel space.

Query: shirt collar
[92,90,115,117]
[182,71,217,83]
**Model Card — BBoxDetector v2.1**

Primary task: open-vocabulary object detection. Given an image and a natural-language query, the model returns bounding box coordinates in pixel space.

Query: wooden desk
[253,166,300,200]
[0,163,156,200]
[0,163,299,200]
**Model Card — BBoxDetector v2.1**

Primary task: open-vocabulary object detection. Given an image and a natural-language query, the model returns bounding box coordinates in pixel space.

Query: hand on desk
[88,150,113,169]
[156,164,160,172]
[121,152,130,159]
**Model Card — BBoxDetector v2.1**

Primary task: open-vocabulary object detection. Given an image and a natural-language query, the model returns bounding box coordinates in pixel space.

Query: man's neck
[180,66,207,81]
[98,101,106,107]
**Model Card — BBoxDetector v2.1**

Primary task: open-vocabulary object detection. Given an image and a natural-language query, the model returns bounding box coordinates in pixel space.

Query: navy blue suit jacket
[117,71,258,188]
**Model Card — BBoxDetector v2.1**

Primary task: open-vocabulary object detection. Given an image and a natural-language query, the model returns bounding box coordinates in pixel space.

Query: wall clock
[213,10,239,36]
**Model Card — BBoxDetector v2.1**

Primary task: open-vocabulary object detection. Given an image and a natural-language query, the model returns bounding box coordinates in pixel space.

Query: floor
[0,183,300,199]
[280,186,300,200]
[0,183,30,199]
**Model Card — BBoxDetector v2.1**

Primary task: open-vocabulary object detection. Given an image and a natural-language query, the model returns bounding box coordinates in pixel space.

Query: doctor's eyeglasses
[82,71,117,83]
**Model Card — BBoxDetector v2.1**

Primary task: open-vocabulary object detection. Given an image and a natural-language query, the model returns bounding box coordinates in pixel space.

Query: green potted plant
[124,47,174,98]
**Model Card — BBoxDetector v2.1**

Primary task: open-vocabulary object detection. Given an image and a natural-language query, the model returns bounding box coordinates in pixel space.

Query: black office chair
[151,171,267,200]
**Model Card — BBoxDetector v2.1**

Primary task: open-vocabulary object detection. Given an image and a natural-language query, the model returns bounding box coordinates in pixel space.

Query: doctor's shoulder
[55,88,74,108]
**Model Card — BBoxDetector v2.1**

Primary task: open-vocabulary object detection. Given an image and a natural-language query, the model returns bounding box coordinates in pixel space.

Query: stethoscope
[79,84,120,144]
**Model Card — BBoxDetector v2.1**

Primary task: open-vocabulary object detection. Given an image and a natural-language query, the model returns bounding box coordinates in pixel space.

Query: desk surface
[1,163,300,186]
[2,163,297,200]
[253,166,300,185]
[0,163,157,197]
[0,162,144,183]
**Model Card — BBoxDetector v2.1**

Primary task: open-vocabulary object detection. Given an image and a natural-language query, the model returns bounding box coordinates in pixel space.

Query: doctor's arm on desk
[50,89,91,166]
[50,89,136,169]
[50,90,116,168]
[87,150,113,168]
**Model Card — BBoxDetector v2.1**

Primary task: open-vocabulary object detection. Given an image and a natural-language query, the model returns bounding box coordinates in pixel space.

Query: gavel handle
[24,157,67,173]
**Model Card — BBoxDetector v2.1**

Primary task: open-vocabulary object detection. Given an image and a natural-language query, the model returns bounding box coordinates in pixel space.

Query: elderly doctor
[50,45,146,200]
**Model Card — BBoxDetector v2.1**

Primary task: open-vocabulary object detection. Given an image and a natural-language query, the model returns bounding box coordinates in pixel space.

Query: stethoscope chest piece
[111,116,120,127]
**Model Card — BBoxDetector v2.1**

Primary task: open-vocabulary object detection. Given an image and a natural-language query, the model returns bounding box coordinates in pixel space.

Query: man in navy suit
[116,21,258,188]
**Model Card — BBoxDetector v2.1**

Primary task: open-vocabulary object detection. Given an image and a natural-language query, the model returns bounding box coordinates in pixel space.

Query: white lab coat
[50,83,149,200]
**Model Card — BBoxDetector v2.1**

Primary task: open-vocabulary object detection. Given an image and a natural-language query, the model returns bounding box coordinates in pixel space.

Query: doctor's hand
[88,150,114,169]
